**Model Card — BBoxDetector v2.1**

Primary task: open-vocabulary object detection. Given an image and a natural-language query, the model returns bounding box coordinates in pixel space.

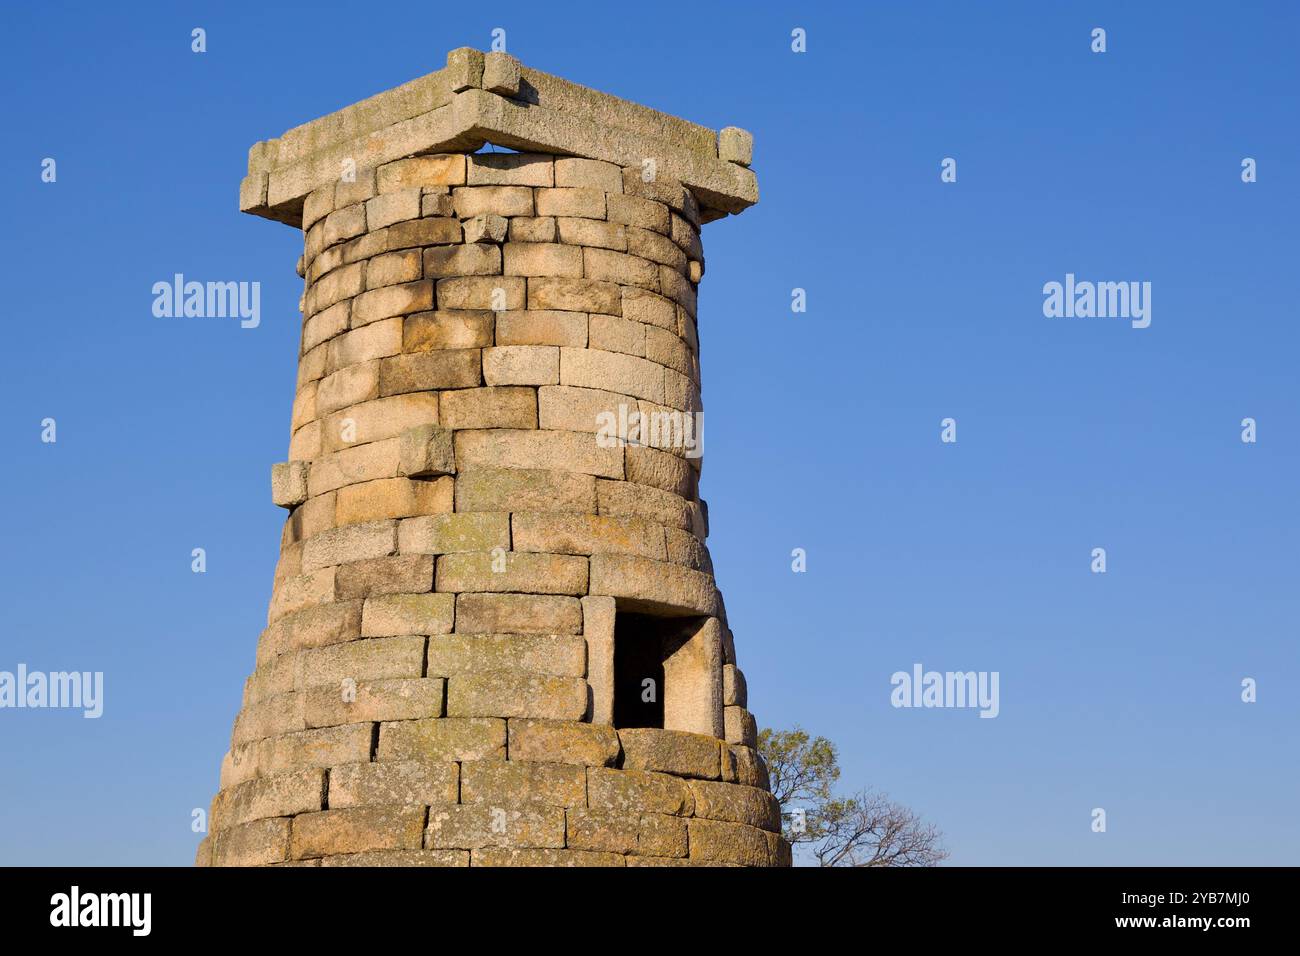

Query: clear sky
[2,1,1297,866]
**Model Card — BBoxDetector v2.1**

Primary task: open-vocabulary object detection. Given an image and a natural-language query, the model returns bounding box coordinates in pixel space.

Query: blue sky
[2,1,1296,865]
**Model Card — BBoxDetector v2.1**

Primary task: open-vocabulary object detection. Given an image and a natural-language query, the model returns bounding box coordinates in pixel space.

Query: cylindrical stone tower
[199,48,788,867]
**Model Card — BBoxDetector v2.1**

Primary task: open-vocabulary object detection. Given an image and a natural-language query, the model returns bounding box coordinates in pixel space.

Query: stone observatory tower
[198,48,788,867]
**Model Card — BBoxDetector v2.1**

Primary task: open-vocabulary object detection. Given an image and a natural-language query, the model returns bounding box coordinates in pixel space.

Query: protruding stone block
[482,51,522,96]
[398,424,456,478]
[718,126,754,166]
[271,461,309,509]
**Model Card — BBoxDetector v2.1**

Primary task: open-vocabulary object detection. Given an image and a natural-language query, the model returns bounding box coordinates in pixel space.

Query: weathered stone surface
[581,595,615,725]
[589,553,718,616]
[455,467,596,514]
[398,512,509,555]
[455,593,583,635]
[436,276,525,311]
[404,310,494,350]
[335,476,452,525]
[528,277,621,314]
[567,808,687,858]
[427,633,586,677]
[468,151,549,186]
[723,663,747,707]
[560,347,664,403]
[725,704,758,747]
[462,213,507,244]
[436,550,589,595]
[454,428,621,478]
[297,635,426,689]
[361,592,455,637]
[301,520,397,572]
[718,126,754,166]
[427,804,564,850]
[211,817,291,866]
[335,554,434,600]
[555,157,623,192]
[688,779,780,832]
[452,185,534,218]
[507,718,620,766]
[397,424,456,478]
[378,717,506,762]
[272,461,309,508]
[320,849,469,867]
[618,728,721,780]
[439,386,537,430]
[377,154,467,191]
[447,672,588,720]
[512,512,665,560]
[730,745,770,791]
[328,759,458,808]
[304,677,444,727]
[460,759,586,806]
[379,349,482,395]
[211,769,325,830]
[482,344,559,385]
[257,600,363,665]
[687,818,772,867]
[471,847,625,867]
[291,806,426,858]
[320,393,440,454]
[587,767,693,816]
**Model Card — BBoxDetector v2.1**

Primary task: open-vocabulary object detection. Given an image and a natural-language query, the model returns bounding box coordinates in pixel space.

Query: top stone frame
[240,48,758,228]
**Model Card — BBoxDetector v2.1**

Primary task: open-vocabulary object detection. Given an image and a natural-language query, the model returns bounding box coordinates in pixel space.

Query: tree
[759,726,948,867]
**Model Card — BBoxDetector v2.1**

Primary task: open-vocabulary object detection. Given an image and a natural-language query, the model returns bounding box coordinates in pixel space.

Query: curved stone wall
[198,150,788,867]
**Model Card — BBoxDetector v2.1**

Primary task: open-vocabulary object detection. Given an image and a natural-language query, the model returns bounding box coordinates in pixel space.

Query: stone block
[378,349,482,396]
[508,216,557,243]
[328,759,458,808]
[211,769,326,831]
[588,553,718,616]
[300,519,398,572]
[482,345,559,385]
[586,767,693,816]
[527,277,621,314]
[435,550,589,595]
[361,592,455,637]
[446,671,588,720]
[718,126,754,166]
[559,348,664,403]
[494,310,587,347]
[296,635,426,689]
[507,718,620,766]
[426,633,586,678]
[468,151,551,186]
[398,512,510,555]
[511,512,665,560]
[404,310,495,351]
[688,780,780,832]
[454,593,583,635]
[378,716,506,762]
[453,428,620,478]
[438,386,537,430]
[554,157,623,192]
[272,461,309,509]
[452,186,535,218]
[435,276,525,311]
[462,213,507,244]
[687,818,771,867]
[426,804,564,850]
[460,759,586,806]
[290,806,426,858]
[535,187,605,219]
[618,727,721,780]
[455,467,596,515]
[303,677,444,727]
[377,154,467,191]
[335,476,452,524]
[397,424,456,478]
[482,51,522,95]
[211,817,291,867]
[351,280,434,327]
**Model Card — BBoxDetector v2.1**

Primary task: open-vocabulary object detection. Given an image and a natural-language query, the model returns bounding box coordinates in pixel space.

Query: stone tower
[198,48,788,867]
